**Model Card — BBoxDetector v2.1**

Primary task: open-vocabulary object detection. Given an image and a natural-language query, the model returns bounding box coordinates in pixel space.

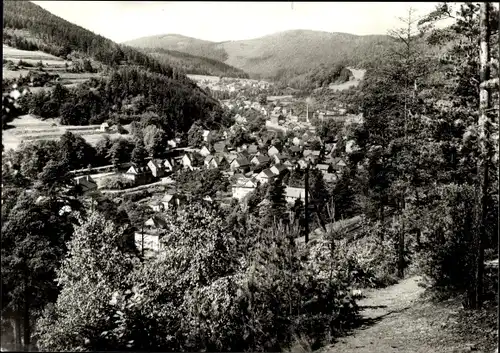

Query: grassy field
[3,45,102,88]
[2,114,131,151]
[328,68,366,91]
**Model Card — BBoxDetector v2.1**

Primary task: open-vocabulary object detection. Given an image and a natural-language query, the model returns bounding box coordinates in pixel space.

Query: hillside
[124,30,395,80]
[142,47,249,78]
[2,1,227,136]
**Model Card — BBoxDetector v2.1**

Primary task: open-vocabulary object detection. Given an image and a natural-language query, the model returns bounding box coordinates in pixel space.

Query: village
[71,91,359,257]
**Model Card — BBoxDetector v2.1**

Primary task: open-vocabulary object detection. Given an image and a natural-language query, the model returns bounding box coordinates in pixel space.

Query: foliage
[35,212,139,351]
[100,175,136,190]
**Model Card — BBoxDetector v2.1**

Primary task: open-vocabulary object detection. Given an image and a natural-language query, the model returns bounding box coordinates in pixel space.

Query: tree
[187,122,205,148]
[107,138,134,167]
[143,124,167,157]
[58,131,96,171]
[94,135,113,166]
[131,139,148,166]
[2,193,75,351]
[35,212,139,351]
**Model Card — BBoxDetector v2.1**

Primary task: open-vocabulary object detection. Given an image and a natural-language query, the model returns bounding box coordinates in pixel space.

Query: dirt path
[319,276,497,353]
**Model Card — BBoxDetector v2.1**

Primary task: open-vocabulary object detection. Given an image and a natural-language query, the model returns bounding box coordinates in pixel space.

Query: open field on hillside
[3,45,102,87]
[329,67,366,91]
[187,74,220,82]
[3,45,63,61]
[2,114,131,151]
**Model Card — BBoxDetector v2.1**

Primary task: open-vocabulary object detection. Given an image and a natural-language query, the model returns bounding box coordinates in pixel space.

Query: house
[181,154,194,170]
[284,186,310,204]
[289,145,302,156]
[135,232,163,255]
[323,173,337,183]
[145,215,168,229]
[273,153,290,165]
[225,153,238,165]
[247,144,259,154]
[214,141,228,154]
[332,157,347,168]
[100,122,110,132]
[316,163,331,174]
[74,175,97,192]
[163,158,176,172]
[123,165,153,185]
[251,155,271,166]
[147,159,166,178]
[297,159,309,169]
[256,168,276,184]
[199,145,211,157]
[202,130,212,143]
[149,200,164,212]
[231,177,258,200]
[283,160,295,170]
[204,155,219,169]
[230,157,250,173]
[161,193,180,210]
[270,163,287,176]
[268,146,280,157]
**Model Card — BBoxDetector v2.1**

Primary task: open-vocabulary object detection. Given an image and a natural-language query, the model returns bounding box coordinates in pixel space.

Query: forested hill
[2,1,175,76]
[2,1,229,132]
[124,30,396,80]
[142,47,249,78]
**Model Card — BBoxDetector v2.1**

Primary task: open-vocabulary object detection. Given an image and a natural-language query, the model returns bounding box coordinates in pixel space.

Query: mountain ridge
[123,30,395,79]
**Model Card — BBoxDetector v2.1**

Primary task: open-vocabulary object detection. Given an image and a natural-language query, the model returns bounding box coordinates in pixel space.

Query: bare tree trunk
[474,1,492,310]
[13,313,22,351]
[23,269,31,351]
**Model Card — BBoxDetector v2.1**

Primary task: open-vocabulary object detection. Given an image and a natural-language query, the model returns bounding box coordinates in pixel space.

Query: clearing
[318,276,498,353]
[3,45,102,87]
[2,114,131,151]
[328,68,366,91]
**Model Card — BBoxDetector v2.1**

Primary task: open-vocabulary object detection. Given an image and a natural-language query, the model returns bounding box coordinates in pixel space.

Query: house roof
[289,146,301,152]
[316,164,330,170]
[145,216,168,229]
[203,130,211,137]
[204,155,214,163]
[303,149,313,156]
[127,165,150,174]
[247,144,259,153]
[259,169,275,178]
[271,163,287,174]
[233,157,250,167]
[253,155,270,164]
[285,186,308,199]
[161,194,175,203]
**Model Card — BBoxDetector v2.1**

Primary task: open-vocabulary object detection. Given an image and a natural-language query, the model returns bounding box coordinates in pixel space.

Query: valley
[1,2,498,353]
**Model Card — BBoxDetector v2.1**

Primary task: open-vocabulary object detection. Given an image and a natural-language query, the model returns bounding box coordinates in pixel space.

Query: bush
[416,184,476,295]
[100,175,135,190]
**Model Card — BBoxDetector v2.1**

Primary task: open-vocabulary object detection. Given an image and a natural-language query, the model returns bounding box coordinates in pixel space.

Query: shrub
[100,175,135,190]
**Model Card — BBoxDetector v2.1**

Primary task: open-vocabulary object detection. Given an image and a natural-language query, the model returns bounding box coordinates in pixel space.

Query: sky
[32,1,446,43]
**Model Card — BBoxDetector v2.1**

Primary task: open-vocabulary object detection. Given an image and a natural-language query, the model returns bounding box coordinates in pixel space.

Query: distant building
[268,146,280,157]
[123,165,153,185]
[147,159,166,178]
[231,177,258,200]
[100,122,110,132]
[256,168,276,184]
[251,155,271,166]
[284,186,310,204]
[74,175,97,192]
[204,155,219,169]
[199,146,211,157]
